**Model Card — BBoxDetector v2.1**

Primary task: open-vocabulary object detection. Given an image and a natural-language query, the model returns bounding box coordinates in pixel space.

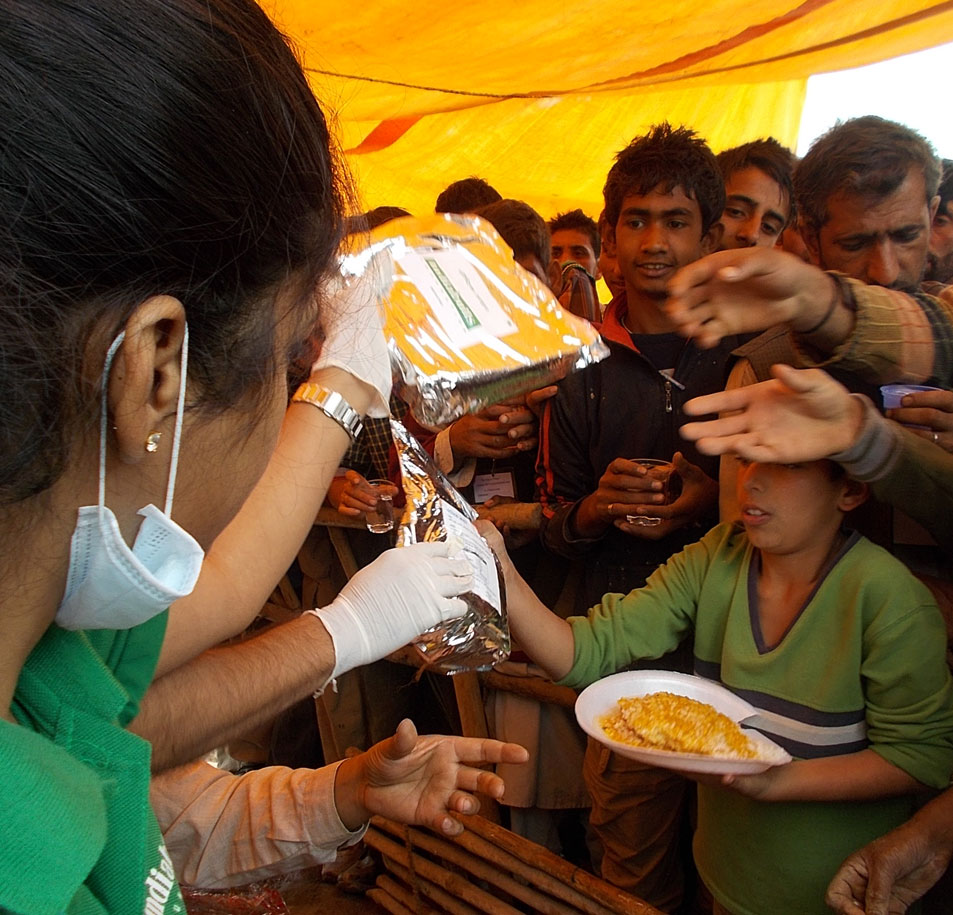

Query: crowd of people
[2,2,952,914]
[325,121,953,915]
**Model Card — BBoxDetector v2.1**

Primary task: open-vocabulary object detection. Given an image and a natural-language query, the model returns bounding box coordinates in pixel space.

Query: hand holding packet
[391,418,509,674]
[309,541,471,682]
[311,252,393,418]
[338,213,608,427]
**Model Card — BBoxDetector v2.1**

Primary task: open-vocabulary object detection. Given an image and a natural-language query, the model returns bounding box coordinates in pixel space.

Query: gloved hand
[309,541,471,680]
[312,252,393,417]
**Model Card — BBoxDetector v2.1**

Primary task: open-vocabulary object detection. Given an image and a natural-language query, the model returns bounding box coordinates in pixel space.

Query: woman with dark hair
[0,2,524,911]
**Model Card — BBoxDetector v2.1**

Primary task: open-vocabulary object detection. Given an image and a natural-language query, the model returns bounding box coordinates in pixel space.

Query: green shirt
[563,523,953,915]
[1,615,185,915]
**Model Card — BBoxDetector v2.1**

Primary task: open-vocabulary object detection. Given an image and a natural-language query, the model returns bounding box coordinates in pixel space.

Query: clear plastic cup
[625,459,682,526]
[365,479,395,533]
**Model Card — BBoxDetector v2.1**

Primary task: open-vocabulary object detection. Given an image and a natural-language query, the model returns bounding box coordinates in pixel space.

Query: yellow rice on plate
[600,691,759,759]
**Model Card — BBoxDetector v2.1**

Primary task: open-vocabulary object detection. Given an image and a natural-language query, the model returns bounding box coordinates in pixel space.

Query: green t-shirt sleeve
[84,611,169,725]
[862,599,953,789]
[559,525,727,689]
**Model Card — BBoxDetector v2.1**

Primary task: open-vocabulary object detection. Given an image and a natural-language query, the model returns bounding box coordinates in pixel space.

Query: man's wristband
[292,383,364,441]
[799,274,841,336]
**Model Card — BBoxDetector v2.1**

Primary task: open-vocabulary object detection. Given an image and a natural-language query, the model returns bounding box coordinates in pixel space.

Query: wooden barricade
[364,814,663,915]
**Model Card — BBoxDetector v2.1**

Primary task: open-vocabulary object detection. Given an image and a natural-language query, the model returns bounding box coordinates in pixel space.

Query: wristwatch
[292,383,364,441]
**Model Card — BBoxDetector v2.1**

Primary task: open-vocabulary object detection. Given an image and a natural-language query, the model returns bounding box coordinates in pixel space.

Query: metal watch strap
[292,383,364,441]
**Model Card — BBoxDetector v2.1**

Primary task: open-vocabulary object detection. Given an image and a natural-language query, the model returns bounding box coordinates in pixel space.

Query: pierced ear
[838,478,868,513]
[108,295,187,464]
[701,222,723,256]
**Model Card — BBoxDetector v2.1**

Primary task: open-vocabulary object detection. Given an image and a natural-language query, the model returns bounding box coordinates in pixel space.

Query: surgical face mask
[55,328,205,630]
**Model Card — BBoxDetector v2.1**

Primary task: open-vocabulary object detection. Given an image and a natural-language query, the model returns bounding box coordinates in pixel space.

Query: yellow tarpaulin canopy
[264,0,953,220]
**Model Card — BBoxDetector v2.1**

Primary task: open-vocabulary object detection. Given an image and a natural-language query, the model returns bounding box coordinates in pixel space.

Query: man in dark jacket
[536,123,746,912]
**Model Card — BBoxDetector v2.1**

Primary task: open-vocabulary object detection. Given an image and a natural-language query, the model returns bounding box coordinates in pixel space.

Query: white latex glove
[313,252,393,417]
[309,541,471,680]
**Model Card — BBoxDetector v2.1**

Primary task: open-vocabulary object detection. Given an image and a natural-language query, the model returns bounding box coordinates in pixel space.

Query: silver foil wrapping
[390,418,509,674]
[339,213,609,428]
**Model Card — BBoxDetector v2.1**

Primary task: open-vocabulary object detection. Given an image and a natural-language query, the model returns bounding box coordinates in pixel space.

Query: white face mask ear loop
[163,323,189,517]
[99,332,127,510]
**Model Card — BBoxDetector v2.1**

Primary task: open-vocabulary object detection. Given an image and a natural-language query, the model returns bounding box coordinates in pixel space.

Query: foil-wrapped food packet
[338,212,609,427]
[391,418,509,674]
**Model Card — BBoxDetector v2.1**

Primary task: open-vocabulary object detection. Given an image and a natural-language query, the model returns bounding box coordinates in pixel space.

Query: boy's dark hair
[548,209,601,257]
[603,123,725,234]
[475,199,551,272]
[435,177,502,214]
[716,138,797,225]
[794,116,940,234]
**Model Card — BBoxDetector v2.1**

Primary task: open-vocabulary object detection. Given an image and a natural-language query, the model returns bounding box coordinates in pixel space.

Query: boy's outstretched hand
[333,719,528,836]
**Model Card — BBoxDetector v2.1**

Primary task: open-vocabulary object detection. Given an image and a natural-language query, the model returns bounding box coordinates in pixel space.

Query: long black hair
[0,0,348,502]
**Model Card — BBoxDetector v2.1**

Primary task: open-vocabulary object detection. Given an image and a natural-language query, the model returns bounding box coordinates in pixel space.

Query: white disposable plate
[575,670,792,775]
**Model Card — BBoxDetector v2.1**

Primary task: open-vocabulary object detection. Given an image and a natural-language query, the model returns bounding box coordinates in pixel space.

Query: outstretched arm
[160,267,394,674]
[153,720,529,889]
[159,369,362,676]
[665,248,852,350]
[679,364,865,463]
[719,749,920,804]
[475,520,575,681]
[334,719,529,835]
[134,541,472,771]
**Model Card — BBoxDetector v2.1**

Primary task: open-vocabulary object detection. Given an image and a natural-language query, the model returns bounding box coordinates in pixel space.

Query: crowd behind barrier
[2,4,952,911]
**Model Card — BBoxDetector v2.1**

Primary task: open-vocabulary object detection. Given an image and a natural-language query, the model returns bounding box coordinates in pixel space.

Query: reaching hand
[524,385,559,417]
[334,719,529,835]
[886,388,953,454]
[680,365,865,462]
[328,470,398,518]
[664,248,835,349]
[448,404,538,461]
[825,816,953,915]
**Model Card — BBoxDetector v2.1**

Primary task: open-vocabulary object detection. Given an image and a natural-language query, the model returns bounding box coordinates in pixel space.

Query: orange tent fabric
[263,0,953,219]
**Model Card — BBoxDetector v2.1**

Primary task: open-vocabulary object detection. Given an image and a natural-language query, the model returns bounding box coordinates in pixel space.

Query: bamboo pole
[372,817,616,915]
[368,886,415,915]
[375,873,439,915]
[453,672,489,739]
[482,670,578,709]
[314,506,367,530]
[366,827,521,915]
[371,818,584,915]
[457,815,663,915]
[451,671,499,824]
[381,854,485,915]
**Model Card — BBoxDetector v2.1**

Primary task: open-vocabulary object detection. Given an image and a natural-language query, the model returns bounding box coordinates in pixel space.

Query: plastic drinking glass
[365,479,395,533]
[625,459,682,526]
[880,384,944,430]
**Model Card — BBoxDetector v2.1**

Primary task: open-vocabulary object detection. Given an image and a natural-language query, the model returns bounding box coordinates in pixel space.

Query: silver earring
[145,431,162,453]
